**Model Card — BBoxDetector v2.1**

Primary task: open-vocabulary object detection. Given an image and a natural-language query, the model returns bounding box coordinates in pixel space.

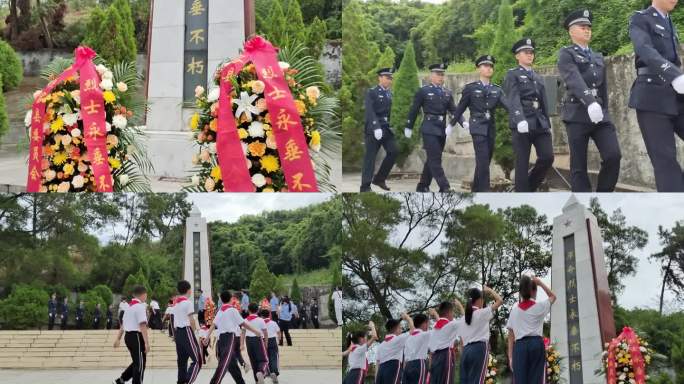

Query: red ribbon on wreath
[606,326,646,384]
[216,35,318,192]
[27,46,113,192]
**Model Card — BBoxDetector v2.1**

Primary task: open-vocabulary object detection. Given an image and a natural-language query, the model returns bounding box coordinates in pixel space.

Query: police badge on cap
[512,38,535,54]
[429,63,447,73]
[377,67,394,78]
[475,55,496,67]
[564,9,593,30]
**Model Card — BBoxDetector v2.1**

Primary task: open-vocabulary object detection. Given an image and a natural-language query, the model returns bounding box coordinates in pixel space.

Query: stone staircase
[0,328,341,370]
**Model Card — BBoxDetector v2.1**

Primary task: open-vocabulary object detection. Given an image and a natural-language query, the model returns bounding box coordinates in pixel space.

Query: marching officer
[629,0,684,191]
[361,67,398,192]
[93,303,102,329]
[75,300,85,329]
[60,297,69,330]
[504,38,555,192]
[558,9,622,192]
[451,55,523,191]
[48,293,57,330]
[406,63,461,192]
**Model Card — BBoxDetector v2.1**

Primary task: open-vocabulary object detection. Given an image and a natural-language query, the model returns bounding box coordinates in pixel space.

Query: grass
[279,268,332,287]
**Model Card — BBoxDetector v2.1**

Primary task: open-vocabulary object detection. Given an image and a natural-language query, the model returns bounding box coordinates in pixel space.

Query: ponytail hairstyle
[519,275,537,301]
[385,318,401,334]
[346,331,366,349]
[465,288,482,325]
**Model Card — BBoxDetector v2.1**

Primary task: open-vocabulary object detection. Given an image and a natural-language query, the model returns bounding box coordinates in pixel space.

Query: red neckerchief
[410,330,421,336]
[384,335,394,342]
[129,299,141,306]
[434,318,450,329]
[264,318,271,324]
[519,299,536,311]
[220,304,233,312]
[246,314,258,321]
[174,296,188,305]
[350,344,358,352]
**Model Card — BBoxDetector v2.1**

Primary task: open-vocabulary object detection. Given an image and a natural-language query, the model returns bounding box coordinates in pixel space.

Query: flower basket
[602,327,654,384]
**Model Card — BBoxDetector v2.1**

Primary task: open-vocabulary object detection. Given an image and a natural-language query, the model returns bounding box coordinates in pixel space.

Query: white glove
[517,120,529,133]
[445,124,453,137]
[462,121,470,130]
[587,102,604,124]
[673,74,684,94]
[404,128,413,139]
[373,128,383,141]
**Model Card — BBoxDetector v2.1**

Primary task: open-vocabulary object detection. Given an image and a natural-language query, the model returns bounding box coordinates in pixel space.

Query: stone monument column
[550,195,616,384]
[145,0,252,178]
[183,204,212,307]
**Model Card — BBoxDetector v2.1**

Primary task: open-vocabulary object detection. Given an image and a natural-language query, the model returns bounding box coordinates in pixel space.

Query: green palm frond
[40,58,75,81]
[278,43,326,88]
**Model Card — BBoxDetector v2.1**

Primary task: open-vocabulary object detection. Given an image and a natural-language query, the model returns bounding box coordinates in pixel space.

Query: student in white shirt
[342,321,378,384]
[174,280,203,384]
[459,286,503,384]
[506,276,556,384]
[205,291,262,384]
[375,312,414,384]
[113,285,150,384]
[244,302,270,383]
[260,309,282,382]
[427,299,464,384]
[402,313,431,384]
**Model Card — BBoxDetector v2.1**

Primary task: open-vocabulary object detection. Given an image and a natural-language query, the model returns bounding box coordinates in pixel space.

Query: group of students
[343,275,556,384]
[113,280,284,384]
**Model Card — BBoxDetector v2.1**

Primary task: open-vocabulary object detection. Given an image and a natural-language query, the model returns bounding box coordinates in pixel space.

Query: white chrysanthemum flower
[71,128,81,138]
[191,175,200,185]
[248,121,265,138]
[62,112,79,127]
[252,173,266,187]
[112,114,127,129]
[95,64,107,75]
[116,82,128,93]
[102,70,114,80]
[72,175,85,188]
[195,85,205,98]
[119,174,129,186]
[278,61,290,70]
[24,110,32,127]
[106,122,112,132]
[207,87,220,102]
[100,78,114,91]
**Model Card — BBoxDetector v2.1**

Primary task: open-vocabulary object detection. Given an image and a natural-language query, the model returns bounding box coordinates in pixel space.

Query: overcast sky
[391,193,682,312]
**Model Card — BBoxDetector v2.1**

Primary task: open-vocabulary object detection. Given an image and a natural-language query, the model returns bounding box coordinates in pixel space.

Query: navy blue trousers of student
[232,334,246,367]
[430,348,455,384]
[210,333,245,384]
[120,331,146,384]
[375,359,401,384]
[246,336,270,382]
[402,359,428,384]
[460,341,489,384]
[512,336,545,384]
[175,326,203,384]
[343,368,366,384]
[267,337,280,376]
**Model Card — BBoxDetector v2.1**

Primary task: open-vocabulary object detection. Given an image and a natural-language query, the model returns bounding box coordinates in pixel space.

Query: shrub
[0,284,49,330]
[0,40,23,91]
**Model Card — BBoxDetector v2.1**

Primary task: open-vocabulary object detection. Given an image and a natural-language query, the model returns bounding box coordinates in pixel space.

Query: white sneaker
[270,372,279,383]
[256,372,265,384]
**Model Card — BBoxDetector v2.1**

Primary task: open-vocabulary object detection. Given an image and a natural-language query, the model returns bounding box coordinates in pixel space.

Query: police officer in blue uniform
[60,297,69,330]
[629,0,684,191]
[48,293,57,330]
[504,38,555,192]
[361,67,398,192]
[406,63,461,192]
[451,55,524,192]
[558,9,622,192]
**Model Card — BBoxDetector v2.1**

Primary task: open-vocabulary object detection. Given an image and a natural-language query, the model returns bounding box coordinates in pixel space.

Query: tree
[90,284,113,307]
[79,289,106,329]
[390,41,421,165]
[85,3,136,64]
[589,198,648,303]
[0,284,49,329]
[651,221,684,315]
[249,256,277,303]
[0,40,23,91]
[0,75,8,141]
[672,330,684,384]
[290,278,302,304]
[122,268,151,299]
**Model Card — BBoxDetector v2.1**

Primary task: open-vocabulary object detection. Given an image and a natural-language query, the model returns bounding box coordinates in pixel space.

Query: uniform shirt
[503,66,551,130]
[240,294,250,309]
[198,294,206,311]
[375,333,410,364]
[173,296,194,328]
[428,318,461,352]
[270,296,279,309]
[451,81,521,136]
[403,329,431,361]
[347,343,368,370]
[122,298,148,332]
[150,300,160,311]
[458,306,494,346]
[265,318,280,338]
[118,301,129,313]
[48,299,57,315]
[164,306,173,316]
[406,84,459,137]
[506,299,551,340]
[245,314,267,337]
[364,85,393,134]
[279,303,297,321]
[214,305,244,335]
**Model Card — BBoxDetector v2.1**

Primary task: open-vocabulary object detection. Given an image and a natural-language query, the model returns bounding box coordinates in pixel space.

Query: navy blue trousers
[460,341,488,384]
[402,359,428,384]
[512,336,545,384]
[376,359,401,384]
[267,337,280,376]
[246,336,270,382]
[210,333,244,384]
[429,348,455,384]
[344,368,366,384]
[175,326,203,384]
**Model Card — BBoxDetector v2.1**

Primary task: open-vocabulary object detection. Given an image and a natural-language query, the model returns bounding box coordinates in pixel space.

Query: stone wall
[17,50,148,77]
[397,54,684,189]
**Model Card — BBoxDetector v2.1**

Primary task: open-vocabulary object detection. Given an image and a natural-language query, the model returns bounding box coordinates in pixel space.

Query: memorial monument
[183,204,212,307]
[550,195,616,383]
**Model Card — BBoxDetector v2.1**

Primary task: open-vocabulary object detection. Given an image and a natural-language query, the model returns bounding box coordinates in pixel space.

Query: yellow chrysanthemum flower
[210,166,222,181]
[52,151,68,165]
[109,157,122,169]
[238,128,248,139]
[260,155,280,173]
[294,100,307,115]
[51,117,65,133]
[103,90,116,104]
[310,131,321,146]
[190,112,200,131]
[63,163,75,176]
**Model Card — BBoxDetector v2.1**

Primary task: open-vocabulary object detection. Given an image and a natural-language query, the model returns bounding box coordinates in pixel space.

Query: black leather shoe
[360,186,372,192]
[416,185,429,192]
[439,188,455,193]
[372,180,391,191]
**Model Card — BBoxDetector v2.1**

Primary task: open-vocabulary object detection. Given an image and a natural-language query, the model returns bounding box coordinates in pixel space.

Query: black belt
[424,113,445,121]
[565,96,603,105]
[125,330,141,334]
